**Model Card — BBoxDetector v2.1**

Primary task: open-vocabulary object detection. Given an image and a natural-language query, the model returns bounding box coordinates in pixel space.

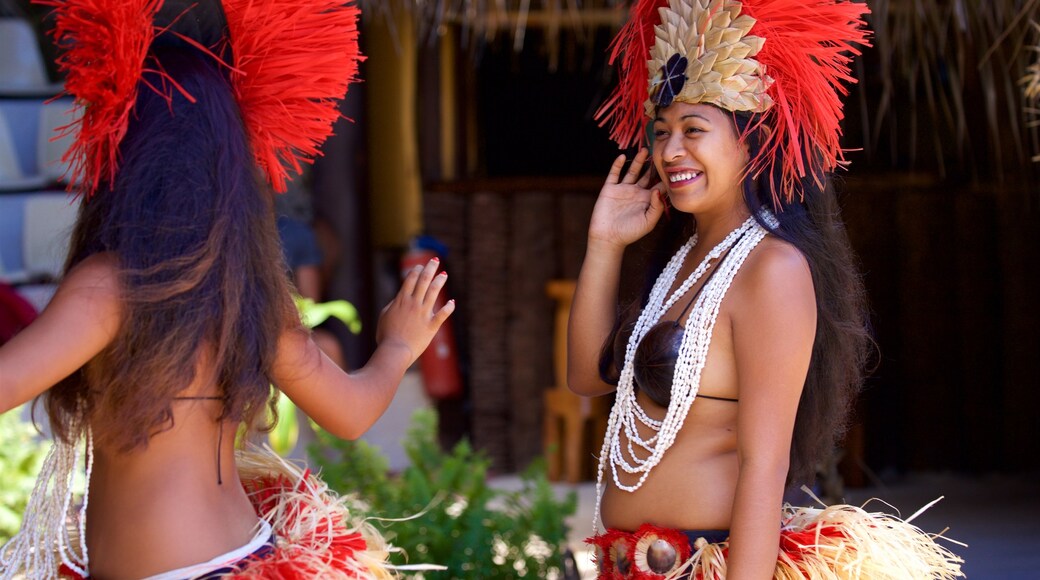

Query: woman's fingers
[434,298,456,325]
[636,163,654,188]
[621,148,649,184]
[644,188,666,225]
[400,264,423,296]
[604,154,627,185]
[423,270,449,307]
[409,258,440,300]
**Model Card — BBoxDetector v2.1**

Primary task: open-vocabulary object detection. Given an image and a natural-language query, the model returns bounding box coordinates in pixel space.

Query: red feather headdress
[597,0,871,205]
[36,0,363,196]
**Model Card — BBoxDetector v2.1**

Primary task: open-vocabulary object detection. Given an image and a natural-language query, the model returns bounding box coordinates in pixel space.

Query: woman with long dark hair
[570,0,962,577]
[0,1,452,578]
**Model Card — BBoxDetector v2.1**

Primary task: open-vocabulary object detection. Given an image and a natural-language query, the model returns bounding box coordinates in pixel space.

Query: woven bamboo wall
[424,179,597,472]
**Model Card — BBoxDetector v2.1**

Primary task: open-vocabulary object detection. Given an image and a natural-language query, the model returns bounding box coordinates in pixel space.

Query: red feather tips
[597,0,871,206]
[223,0,365,193]
[740,0,871,205]
[586,528,637,580]
[37,0,364,197]
[596,0,670,150]
[36,0,163,198]
[236,471,372,578]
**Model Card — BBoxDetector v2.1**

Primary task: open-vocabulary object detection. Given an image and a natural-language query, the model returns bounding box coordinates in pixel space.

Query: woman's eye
[653,129,667,139]
[685,126,704,135]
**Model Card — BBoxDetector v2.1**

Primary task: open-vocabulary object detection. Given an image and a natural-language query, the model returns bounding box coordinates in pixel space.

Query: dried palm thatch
[854,0,1039,181]
[367,0,1039,180]
[1024,21,1040,161]
[358,0,628,69]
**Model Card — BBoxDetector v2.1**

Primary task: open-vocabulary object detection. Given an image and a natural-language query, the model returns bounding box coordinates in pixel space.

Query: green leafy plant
[0,411,49,544]
[310,408,577,579]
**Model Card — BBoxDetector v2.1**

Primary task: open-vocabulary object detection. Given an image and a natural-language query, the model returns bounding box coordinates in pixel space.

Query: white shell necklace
[593,210,776,532]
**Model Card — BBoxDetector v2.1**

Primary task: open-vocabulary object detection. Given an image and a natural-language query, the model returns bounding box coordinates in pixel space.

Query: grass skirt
[224,447,393,579]
[30,446,395,579]
[588,500,965,579]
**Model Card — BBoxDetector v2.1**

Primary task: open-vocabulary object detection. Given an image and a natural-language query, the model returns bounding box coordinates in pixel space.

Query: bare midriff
[600,292,741,533]
[85,361,260,579]
[600,389,739,532]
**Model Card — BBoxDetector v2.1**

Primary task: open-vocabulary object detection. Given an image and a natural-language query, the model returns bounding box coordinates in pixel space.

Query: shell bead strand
[593,211,777,532]
[0,420,91,579]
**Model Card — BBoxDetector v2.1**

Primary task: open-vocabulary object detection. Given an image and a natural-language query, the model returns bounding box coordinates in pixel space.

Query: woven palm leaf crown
[597,0,871,204]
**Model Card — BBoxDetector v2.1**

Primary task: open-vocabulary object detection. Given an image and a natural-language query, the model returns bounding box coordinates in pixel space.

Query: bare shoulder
[65,252,120,287]
[57,253,121,299]
[730,235,815,319]
[49,252,123,322]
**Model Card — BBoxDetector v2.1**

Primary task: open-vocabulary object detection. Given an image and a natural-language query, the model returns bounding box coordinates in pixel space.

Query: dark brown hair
[601,111,872,486]
[42,47,298,452]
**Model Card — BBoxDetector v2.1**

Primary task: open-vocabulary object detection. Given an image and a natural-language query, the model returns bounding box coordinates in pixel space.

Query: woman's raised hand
[376,259,455,365]
[588,148,665,250]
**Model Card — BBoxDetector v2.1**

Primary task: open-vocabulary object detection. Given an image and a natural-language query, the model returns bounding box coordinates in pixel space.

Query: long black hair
[45,26,298,451]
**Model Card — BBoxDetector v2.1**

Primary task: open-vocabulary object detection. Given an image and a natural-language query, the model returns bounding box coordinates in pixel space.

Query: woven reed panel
[507,192,557,469]
[423,183,599,472]
[559,193,595,278]
[466,192,512,469]
[424,190,471,335]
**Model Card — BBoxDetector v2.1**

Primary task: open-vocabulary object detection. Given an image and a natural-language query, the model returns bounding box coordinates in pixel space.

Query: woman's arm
[273,259,453,440]
[725,241,817,580]
[568,150,664,396]
[0,253,123,414]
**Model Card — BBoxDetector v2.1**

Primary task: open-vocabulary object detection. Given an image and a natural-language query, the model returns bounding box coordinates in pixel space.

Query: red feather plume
[596,0,670,150]
[36,0,162,197]
[223,0,364,193]
[36,0,363,197]
[740,0,871,203]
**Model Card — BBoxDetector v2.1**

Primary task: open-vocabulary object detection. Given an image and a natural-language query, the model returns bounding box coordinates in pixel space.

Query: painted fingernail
[431,257,440,262]
[438,271,448,277]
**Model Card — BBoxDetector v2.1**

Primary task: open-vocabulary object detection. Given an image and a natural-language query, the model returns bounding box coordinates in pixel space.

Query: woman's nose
[662,132,685,162]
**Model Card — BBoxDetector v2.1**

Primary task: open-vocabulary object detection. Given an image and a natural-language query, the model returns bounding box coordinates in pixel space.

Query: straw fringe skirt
[15,446,395,580]
[588,500,964,579]
[223,447,393,579]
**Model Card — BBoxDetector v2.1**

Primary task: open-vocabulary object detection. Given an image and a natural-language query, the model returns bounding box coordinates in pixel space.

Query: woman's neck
[693,203,752,249]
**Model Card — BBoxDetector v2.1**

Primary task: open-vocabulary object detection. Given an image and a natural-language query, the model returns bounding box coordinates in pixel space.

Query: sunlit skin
[0,256,453,578]
[567,101,817,579]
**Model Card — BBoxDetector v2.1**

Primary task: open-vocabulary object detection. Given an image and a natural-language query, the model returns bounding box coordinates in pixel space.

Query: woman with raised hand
[570,0,963,577]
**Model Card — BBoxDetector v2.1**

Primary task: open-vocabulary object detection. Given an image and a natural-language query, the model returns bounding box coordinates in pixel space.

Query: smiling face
[651,102,750,217]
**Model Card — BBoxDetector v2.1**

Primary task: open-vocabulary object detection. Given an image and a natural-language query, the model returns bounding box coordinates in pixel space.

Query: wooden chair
[543,279,611,483]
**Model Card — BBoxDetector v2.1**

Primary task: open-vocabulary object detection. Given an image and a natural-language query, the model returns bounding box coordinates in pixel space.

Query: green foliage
[295,296,361,334]
[267,388,300,456]
[310,409,577,579]
[0,410,49,544]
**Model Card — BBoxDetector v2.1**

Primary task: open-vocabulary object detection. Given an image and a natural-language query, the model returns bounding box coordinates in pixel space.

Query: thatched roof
[366,0,1040,179]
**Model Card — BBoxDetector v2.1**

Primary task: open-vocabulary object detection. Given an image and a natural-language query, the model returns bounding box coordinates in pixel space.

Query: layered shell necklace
[593,210,775,532]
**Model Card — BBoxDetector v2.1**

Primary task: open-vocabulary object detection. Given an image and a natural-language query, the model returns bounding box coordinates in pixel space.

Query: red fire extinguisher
[400,239,463,399]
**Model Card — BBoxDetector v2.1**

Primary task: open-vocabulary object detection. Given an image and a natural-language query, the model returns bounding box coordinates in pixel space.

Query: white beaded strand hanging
[0,417,92,579]
[592,210,777,533]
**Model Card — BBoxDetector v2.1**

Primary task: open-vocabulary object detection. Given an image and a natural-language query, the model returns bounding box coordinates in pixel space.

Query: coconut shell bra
[610,259,738,408]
